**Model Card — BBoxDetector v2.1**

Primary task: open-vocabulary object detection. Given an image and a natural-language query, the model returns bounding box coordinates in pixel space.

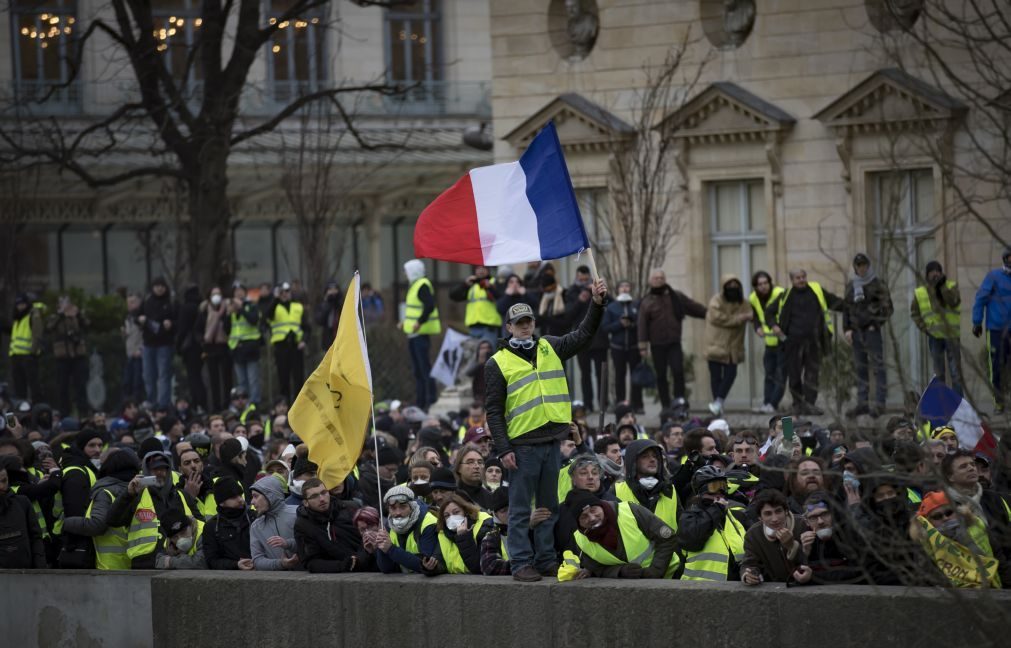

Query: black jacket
[768,284,843,347]
[203,508,253,569]
[175,286,203,355]
[294,500,373,573]
[485,301,604,457]
[58,447,98,563]
[141,291,177,347]
[0,490,47,568]
[315,292,345,351]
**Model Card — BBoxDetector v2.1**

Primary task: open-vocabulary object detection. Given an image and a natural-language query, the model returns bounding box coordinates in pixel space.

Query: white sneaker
[760,403,776,414]
[708,401,721,416]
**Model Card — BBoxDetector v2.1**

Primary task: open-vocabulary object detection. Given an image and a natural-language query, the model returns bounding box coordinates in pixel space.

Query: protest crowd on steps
[1,248,1010,592]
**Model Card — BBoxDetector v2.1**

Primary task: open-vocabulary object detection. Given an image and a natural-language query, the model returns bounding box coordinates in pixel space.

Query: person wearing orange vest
[912,260,963,396]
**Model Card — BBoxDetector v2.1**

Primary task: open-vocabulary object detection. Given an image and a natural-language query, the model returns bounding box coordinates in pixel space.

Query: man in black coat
[0,463,47,568]
[203,478,254,570]
[294,478,372,573]
[139,277,177,409]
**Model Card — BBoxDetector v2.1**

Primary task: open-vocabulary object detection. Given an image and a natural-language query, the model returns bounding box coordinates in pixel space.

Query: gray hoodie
[249,475,298,571]
[61,476,129,537]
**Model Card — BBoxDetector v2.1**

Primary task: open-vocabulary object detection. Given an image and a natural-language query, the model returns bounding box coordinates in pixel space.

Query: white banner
[430,328,470,387]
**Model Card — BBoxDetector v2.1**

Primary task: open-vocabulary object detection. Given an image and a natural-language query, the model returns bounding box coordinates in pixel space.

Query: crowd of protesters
[0,248,1009,589]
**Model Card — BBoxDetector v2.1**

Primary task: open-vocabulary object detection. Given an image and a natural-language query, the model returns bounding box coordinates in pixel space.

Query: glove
[618,564,644,579]
[973,325,983,338]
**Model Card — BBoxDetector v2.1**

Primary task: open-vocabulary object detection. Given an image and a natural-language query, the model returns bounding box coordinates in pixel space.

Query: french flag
[917,377,998,457]
[414,122,590,265]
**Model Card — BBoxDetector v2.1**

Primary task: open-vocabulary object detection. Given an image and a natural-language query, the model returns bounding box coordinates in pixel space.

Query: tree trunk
[186,134,233,290]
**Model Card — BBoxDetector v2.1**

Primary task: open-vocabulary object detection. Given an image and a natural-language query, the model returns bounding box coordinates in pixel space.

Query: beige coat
[704,275,751,364]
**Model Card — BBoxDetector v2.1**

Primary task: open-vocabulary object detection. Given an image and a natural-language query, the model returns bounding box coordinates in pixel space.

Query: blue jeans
[469,325,500,347]
[763,346,786,407]
[506,440,561,573]
[853,328,886,407]
[234,359,261,403]
[142,345,174,408]
[122,356,145,403]
[408,335,436,411]
[928,337,963,397]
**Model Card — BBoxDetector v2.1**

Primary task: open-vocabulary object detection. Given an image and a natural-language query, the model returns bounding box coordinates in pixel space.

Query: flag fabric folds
[413,121,590,266]
[288,273,373,488]
[917,377,997,456]
[430,328,470,387]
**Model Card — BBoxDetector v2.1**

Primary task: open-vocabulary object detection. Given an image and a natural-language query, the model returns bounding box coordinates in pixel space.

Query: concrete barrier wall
[5,571,1011,648]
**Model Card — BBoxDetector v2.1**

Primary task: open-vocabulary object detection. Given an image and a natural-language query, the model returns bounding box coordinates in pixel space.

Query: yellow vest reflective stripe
[186,519,206,558]
[269,302,304,343]
[914,283,960,339]
[437,512,492,574]
[9,311,36,356]
[465,283,502,328]
[228,312,261,350]
[748,286,785,347]
[88,488,131,570]
[573,502,679,578]
[614,480,679,532]
[389,511,439,559]
[53,465,97,535]
[11,485,49,540]
[403,278,441,335]
[501,535,510,562]
[682,511,746,581]
[779,281,834,335]
[492,339,571,440]
[557,465,574,504]
[198,491,218,518]
[239,403,256,425]
[126,489,193,560]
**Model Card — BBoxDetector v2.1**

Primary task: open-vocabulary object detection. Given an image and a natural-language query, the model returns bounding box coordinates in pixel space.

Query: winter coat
[741,513,810,583]
[248,476,298,571]
[677,500,751,581]
[203,508,253,569]
[973,267,1011,332]
[0,490,47,568]
[105,481,203,569]
[61,475,130,537]
[141,290,177,347]
[198,301,229,347]
[46,311,89,359]
[567,295,610,351]
[637,285,707,347]
[376,501,440,574]
[703,275,751,364]
[175,286,203,355]
[843,276,894,332]
[315,292,345,351]
[578,501,678,579]
[124,310,144,358]
[602,298,640,351]
[295,499,372,573]
[910,278,961,336]
[58,447,98,561]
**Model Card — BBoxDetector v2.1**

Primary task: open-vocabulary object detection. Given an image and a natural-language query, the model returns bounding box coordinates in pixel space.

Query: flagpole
[354,270,385,524]
[585,248,600,282]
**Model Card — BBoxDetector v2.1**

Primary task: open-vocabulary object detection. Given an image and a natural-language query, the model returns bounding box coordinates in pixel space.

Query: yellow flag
[288,273,373,488]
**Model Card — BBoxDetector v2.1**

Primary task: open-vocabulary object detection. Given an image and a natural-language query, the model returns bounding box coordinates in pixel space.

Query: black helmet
[691,465,727,494]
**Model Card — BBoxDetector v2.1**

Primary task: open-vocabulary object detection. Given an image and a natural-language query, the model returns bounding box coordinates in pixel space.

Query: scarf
[584,502,619,552]
[539,289,565,318]
[949,483,987,525]
[851,265,878,300]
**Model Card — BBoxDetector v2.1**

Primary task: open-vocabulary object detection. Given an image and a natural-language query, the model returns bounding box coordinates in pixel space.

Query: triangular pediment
[503,93,634,152]
[814,68,966,131]
[657,82,795,143]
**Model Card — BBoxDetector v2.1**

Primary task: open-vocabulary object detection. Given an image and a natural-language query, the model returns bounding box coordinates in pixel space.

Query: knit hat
[917,491,951,518]
[74,427,106,450]
[613,403,633,423]
[377,445,404,467]
[564,489,602,514]
[213,477,245,506]
[159,508,190,537]
[352,506,381,528]
[430,467,457,491]
[60,417,80,433]
[383,484,416,505]
[925,261,943,275]
[139,437,164,461]
[291,455,318,479]
[930,425,956,441]
[567,453,601,476]
[485,456,504,473]
[220,438,244,464]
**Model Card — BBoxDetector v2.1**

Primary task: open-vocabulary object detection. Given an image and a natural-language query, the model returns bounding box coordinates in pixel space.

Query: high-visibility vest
[557,549,582,581]
[53,464,96,535]
[465,283,502,328]
[389,510,438,571]
[126,488,194,560]
[87,488,131,570]
[437,512,492,574]
[557,465,574,504]
[779,281,834,335]
[614,480,679,532]
[180,519,205,559]
[573,502,679,578]
[402,278,441,335]
[749,287,785,347]
[269,301,304,344]
[500,534,509,561]
[914,283,960,339]
[8,303,44,356]
[239,403,257,424]
[11,484,49,540]
[228,311,261,350]
[681,509,747,581]
[491,339,571,440]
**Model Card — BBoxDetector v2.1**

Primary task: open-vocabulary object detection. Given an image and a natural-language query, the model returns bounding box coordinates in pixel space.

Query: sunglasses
[928,509,955,522]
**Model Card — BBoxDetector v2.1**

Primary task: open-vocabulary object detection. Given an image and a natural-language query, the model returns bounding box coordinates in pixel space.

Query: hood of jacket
[623,439,667,482]
[183,285,201,304]
[31,403,54,430]
[251,475,287,517]
[845,447,882,475]
[99,448,141,482]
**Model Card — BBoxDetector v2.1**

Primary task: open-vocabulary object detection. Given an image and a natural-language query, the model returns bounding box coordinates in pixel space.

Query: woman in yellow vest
[402,260,441,411]
[154,508,207,570]
[434,492,494,574]
[565,489,680,579]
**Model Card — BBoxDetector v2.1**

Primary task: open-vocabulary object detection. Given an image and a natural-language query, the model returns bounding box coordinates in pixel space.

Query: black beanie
[159,508,190,537]
[489,486,509,513]
[292,456,318,479]
[139,437,163,461]
[377,445,404,467]
[925,261,943,275]
[220,438,244,464]
[74,428,107,450]
[430,467,457,491]
[564,488,602,514]
[213,477,245,505]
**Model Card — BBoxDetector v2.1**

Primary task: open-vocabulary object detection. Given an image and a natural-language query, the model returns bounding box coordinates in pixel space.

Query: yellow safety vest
[269,301,304,344]
[228,311,261,350]
[239,403,257,425]
[181,519,205,559]
[779,281,834,335]
[491,339,571,440]
[614,480,679,532]
[916,515,1000,588]
[573,502,679,578]
[126,488,194,560]
[914,283,960,339]
[389,510,438,571]
[87,488,131,570]
[402,278,441,335]
[557,465,574,504]
[557,549,582,581]
[9,303,44,356]
[465,283,502,328]
[437,512,492,574]
[749,287,786,347]
[681,509,747,581]
[53,464,96,536]
[11,484,49,540]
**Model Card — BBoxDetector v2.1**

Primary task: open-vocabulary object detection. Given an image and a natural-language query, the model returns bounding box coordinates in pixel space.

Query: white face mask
[616,293,633,302]
[210,294,222,306]
[389,516,411,532]
[175,535,194,553]
[446,514,467,531]
[90,458,102,470]
[815,528,833,540]
[412,479,429,486]
[638,476,659,490]
[763,524,778,539]
[290,479,305,496]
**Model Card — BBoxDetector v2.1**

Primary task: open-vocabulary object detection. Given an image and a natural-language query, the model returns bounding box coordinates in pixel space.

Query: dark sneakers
[512,565,543,582]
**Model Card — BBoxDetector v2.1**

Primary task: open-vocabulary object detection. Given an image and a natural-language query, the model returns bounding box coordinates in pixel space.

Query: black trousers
[205,343,233,412]
[611,347,643,409]
[274,342,305,402]
[651,342,686,408]
[577,348,608,411]
[56,356,89,415]
[784,336,821,405]
[11,355,42,403]
[181,348,208,411]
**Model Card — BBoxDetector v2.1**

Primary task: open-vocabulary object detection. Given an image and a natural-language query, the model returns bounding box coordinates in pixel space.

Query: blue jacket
[972,269,1011,331]
[602,298,640,350]
[376,502,439,574]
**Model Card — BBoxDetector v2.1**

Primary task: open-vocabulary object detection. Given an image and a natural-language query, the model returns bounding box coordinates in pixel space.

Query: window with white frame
[385,0,442,85]
[872,168,935,395]
[150,0,203,88]
[266,0,328,103]
[9,0,80,108]
[709,179,768,407]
